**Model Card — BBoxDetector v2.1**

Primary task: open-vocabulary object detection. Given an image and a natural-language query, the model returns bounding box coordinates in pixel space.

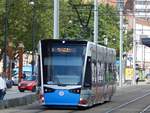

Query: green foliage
[0,0,122,51]
[0,0,53,51]
[124,29,133,51]
[60,0,93,41]
[0,0,5,47]
[98,4,119,48]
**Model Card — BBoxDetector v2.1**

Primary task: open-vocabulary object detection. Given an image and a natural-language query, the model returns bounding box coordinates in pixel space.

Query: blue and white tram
[37,39,116,108]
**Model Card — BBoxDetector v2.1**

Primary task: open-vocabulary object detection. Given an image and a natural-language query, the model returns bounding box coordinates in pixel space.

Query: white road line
[104,91,150,113]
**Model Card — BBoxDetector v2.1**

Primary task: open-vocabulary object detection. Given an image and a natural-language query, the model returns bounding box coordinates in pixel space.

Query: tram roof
[40,39,87,45]
[40,39,115,52]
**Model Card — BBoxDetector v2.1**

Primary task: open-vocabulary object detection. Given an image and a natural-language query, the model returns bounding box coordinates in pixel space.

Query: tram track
[104,90,150,113]
[1,84,150,113]
[139,104,150,113]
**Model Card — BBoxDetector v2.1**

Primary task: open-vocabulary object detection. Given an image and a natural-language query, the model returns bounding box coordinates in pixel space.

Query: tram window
[97,61,103,83]
[92,62,96,84]
[105,63,110,82]
[38,56,41,86]
[84,56,92,88]
[112,64,117,81]
[109,64,112,72]
[101,63,105,83]
[108,63,113,82]
[104,63,107,82]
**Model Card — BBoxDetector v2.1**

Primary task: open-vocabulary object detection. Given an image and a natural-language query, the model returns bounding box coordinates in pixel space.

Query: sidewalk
[0,86,37,109]
[4,86,34,100]
[117,80,147,86]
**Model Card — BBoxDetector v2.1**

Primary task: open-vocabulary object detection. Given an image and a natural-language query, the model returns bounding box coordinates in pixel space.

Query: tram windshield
[42,43,86,85]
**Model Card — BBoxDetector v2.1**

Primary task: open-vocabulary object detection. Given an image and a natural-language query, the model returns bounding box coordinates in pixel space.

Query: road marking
[104,91,150,113]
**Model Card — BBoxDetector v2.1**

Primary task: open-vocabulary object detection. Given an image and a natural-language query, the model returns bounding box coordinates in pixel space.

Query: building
[134,0,150,72]
[100,0,150,73]
[123,0,150,73]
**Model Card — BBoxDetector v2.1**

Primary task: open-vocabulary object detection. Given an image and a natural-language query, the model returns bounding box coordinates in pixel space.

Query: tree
[0,0,121,51]
[0,0,54,51]
[98,4,120,48]
[124,29,133,52]
[0,0,6,47]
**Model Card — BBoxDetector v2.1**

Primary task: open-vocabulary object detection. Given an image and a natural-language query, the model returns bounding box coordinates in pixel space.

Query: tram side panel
[80,43,117,107]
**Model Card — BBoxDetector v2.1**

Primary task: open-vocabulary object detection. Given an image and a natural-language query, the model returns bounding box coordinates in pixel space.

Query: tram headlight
[69,88,81,94]
[44,87,55,93]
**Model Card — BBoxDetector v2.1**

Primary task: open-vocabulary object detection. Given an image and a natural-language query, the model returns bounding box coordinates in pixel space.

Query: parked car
[6,79,13,88]
[18,76,37,92]
[12,71,32,85]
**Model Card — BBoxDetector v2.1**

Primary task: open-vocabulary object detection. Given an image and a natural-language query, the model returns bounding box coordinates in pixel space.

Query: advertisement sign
[125,68,134,80]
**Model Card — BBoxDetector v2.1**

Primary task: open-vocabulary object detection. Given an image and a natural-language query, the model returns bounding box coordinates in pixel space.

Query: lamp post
[29,0,35,75]
[132,0,136,85]
[119,0,124,87]
[94,0,98,44]
[53,0,59,39]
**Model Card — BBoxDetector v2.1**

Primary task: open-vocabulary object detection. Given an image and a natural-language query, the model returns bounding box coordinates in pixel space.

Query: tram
[37,39,117,108]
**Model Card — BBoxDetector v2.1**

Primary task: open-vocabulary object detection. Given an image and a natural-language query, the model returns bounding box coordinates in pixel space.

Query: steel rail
[104,91,150,113]
[139,104,150,113]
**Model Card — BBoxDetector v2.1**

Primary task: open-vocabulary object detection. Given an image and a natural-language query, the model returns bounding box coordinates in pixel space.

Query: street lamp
[104,38,108,46]
[29,0,35,75]
[29,1,34,5]
[98,35,108,46]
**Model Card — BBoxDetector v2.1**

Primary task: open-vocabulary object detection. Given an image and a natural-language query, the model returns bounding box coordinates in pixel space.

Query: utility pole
[119,0,124,87]
[94,0,98,43]
[133,0,136,85]
[53,0,59,39]
[29,0,36,75]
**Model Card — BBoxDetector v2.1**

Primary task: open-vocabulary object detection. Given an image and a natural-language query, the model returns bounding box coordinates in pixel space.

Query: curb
[0,94,37,109]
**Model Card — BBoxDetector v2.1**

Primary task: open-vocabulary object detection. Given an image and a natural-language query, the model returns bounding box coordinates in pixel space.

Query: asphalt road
[0,83,150,113]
